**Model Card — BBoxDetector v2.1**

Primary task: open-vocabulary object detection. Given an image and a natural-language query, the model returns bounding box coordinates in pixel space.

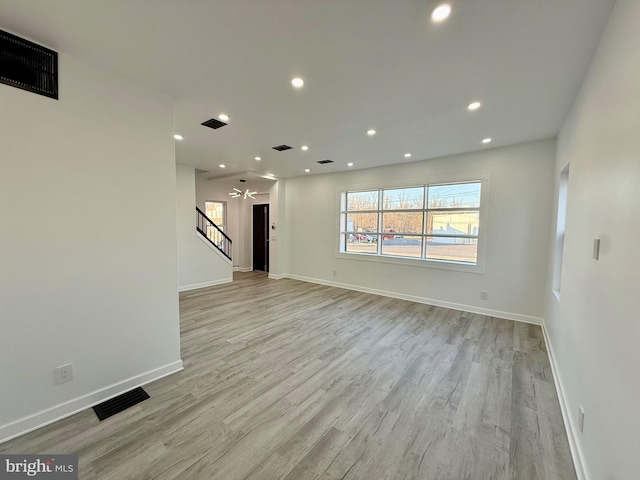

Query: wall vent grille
[0,29,58,99]
[92,387,150,421]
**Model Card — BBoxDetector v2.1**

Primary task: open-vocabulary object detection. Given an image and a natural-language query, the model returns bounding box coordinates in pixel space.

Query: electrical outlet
[578,406,585,432]
[480,291,489,300]
[332,270,337,277]
[55,364,73,384]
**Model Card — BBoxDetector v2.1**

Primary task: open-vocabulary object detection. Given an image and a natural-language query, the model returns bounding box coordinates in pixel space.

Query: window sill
[335,251,485,274]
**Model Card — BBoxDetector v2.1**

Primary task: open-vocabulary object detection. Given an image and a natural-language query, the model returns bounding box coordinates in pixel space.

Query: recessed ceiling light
[482,138,492,144]
[301,145,309,151]
[467,102,481,111]
[219,164,226,168]
[347,162,354,167]
[431,3,452,22]
[404,153,412,158]
[173,134,183,140]
[218,113,229,122]
[291,77,304,88]
[367,129,376,136]
[304,168,311,173]
[255,156,262,161]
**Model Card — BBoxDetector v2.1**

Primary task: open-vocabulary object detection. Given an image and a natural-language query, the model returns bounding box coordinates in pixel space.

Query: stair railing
[195,207,232,260]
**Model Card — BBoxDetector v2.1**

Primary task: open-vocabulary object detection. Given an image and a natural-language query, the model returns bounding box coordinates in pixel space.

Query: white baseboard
[541,323,589,480]
[0,360,183,445]
[238,267,253,273]
[283,274,542,325]
[268,273,286,280]
[178,278,232,292]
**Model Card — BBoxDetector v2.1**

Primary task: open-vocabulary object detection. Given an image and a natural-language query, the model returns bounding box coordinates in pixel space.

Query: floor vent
[317,159,334,164]
[0,29,58,100]
[93,387,150,421]
[272,144,292,151]
[201,118,228,129]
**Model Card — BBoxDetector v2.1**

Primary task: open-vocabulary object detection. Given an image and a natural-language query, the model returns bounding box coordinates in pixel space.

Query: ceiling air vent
[317,159,334,164]
[272,144,292,151]
[201,118,228,129]
[0,29,58,100]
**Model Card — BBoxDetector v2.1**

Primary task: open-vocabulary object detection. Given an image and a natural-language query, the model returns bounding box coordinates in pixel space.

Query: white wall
[268,180,287,278]
[195,176,241,268]
[283,139,556,323]
[177,165,233,290]
[196,178,278,272]
[544,1,640,479]
[0,49,182,442]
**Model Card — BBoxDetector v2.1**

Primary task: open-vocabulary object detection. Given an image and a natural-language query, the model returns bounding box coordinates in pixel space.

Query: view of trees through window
[341,182,481,264]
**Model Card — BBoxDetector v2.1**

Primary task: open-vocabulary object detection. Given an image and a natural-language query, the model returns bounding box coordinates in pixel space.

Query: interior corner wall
[0,47,182,442]
[196,178,277,272]
[283,139,556,323]
[268,180,287,278]
[177,165,233,290]
[543,1,640,478]
[239,192,270,272]
[195,176,241,268]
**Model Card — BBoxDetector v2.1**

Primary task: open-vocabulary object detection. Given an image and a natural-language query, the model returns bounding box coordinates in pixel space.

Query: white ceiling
[1,0,615,179]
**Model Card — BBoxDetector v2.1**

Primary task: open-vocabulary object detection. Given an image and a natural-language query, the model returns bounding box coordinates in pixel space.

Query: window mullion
[377,189,383,255]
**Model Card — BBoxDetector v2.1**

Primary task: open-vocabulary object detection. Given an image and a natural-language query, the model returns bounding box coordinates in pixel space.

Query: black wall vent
[93,387,150,421]
[0,29,58,100]
[272,144,292,151]
[202,118,228,129]
[317,159,334,164]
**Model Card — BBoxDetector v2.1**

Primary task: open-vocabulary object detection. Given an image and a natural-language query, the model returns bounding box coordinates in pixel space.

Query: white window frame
[552,164,570,299]
[336,174,489,274]
[204,200,227,231]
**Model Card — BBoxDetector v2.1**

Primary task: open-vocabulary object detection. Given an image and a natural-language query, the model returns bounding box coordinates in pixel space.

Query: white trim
[335,251,485,274]
[268,272,286,280]
[178,278,232,292]
[541,323,589,480]
[195,231,232,266]
[284,274,542,325]
[237,267,253,273]
[0,360,183,445]
[204,199,227,233]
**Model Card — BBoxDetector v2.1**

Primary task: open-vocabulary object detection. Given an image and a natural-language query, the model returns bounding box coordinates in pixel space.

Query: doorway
[253,204,269,272]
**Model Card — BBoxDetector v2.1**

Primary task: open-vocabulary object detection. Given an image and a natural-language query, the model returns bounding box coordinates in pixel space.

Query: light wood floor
[1,272,576,479]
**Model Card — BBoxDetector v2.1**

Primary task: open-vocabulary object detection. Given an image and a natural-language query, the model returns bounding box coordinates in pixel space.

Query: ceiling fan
[228,187,257,199]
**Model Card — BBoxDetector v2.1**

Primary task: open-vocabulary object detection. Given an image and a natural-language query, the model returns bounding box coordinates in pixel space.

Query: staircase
[196,207,232,260]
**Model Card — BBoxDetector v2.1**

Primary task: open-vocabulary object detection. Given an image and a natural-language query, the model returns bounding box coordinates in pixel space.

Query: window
[552,164,569,297]
[340,181,483,266]
[205,201,226,240]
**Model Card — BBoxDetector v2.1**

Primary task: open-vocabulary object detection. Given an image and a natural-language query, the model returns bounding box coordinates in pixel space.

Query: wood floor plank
[0,272,577,480]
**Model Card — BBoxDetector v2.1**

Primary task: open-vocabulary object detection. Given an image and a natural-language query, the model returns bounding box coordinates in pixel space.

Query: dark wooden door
[253,204,269,272]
